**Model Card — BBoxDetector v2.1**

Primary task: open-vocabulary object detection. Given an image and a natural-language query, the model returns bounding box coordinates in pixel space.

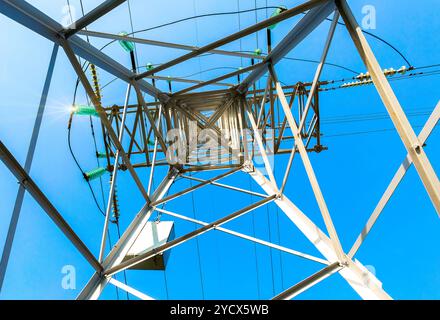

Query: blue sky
[0,0,439,300]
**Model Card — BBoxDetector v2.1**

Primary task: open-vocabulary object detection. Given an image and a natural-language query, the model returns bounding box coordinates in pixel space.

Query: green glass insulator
[146,63,154,70]
[254,48,262,56]
[268,6,287,30]
[84,167,107,181]
[96,152,107,159]
[118,32,135,53]
[72,104,99,117]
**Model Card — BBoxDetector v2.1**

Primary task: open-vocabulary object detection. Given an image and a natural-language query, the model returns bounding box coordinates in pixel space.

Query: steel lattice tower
[0,0,439,300]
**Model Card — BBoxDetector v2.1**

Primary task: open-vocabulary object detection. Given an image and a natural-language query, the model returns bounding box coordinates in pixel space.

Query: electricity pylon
[0,0,439,300]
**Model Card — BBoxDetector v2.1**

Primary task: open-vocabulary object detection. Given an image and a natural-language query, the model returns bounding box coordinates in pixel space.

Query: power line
[88,6,411,76]
[362,29,412,67]
[233,50,360,74]
[322,16,413,67]
[416,63,440,70]
[321,109,432,125]
[324,123,438,139]
[124,7,283,38]
[325,127,411,138]
[73,5,440,94]
[67,121,106,217]
[322,68,440,91]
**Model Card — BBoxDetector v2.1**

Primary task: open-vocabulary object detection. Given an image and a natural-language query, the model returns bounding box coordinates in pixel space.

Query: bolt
[413,143,422,154]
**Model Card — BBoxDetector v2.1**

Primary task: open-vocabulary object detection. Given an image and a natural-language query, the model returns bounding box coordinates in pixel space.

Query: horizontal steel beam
[238,1,335,93]
[156,207,329,265]
[64,0,127,37]
[149,74,233,87]
[79,30,266,60]
[108,278,154,300]
[151,167,242,207]
[105,195,277,276]
[180,174,267,198]
[0,140,102,272]
[174,63,262,95]
[135,0,330,80]
[0,0,168,102]
[272,262,342,300]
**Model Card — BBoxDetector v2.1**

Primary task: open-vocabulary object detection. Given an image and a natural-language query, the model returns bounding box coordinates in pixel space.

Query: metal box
[123,221,175,270]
